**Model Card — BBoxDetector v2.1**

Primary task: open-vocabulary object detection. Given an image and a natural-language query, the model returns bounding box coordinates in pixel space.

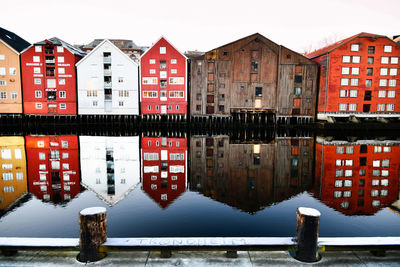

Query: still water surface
[0,132,399,238]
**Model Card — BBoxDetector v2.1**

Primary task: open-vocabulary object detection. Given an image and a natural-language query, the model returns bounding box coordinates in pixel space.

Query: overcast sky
[2,0,399,54]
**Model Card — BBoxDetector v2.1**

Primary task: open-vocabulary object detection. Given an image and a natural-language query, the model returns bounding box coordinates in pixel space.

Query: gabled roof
[0,27,30,53]
[83,39,140,50]
[140,36,188,60]
[306,32,387,59]
[29,37,86,57]
[206,32,277,52]
[76,39,138,67]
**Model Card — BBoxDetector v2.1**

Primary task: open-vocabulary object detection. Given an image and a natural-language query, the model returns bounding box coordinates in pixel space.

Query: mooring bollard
[295,207,321,262]
[78,207,107,262]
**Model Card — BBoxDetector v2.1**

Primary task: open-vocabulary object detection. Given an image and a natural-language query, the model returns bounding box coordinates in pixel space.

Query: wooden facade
[0,28,30,114]
[307,33,400,121]
[190,33,318,121]
[21,38,85,115]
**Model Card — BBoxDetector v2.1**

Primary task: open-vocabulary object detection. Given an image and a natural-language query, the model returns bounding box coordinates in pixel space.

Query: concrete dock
[1,250,400,266]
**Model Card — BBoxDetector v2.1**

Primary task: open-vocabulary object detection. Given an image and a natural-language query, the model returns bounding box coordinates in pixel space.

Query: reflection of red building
[25,136,81,204]
[141,136,187,208]
[313,137,400,215]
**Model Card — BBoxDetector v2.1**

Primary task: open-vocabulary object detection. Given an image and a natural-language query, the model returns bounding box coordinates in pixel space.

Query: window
[368,46,375,54]
[119,101,124,107]
[365,79,372,87]
[255,87,262,97]
[344,180,352,187]
[36,103,42,109]
[382,159,390,167]
[293,98,301,107]
[384,45,392,53]
[372,179,380,186]
[171,59,177,64]
[59,91,66,98]
[373,160,380,167]
[381,179,389,186]
[350,90,357,97]
[57,56,64,63]
[62,152,69,159]
[335,180,343,187]
[0,91,6,99]
[350,44,359,51]
[377,104,385,111]
[349,103,357,111]
[294,87,302,95]
[118,77,124,83]
[371,190,379,197]
[34,78,41,85]
[339,103,347,111]
[335,169,343,177]
[338,89,346,97]
[336,146,344,154]
[343,191,351,197]
[33,67,40,74]
[149,59,155,64]
[61,140,68,148]
[251,61,258,71]
[142,77,158,84]
[350,78,358,86]
[59,103,66,109]
[351,67,359,75]
[160,47,166,54]
[383,146,391,152]
[379,79,387,87]
[388,90,395,98]
[9,67,16,75]
[352,56,360,63]
[334,191,342,198]
[346,146,353,154]
[58,67,65,74]
[389,79,396,87]
[62,163,69,170]
[372,169,380,176]
[57,46,64,53]
[387,104,394,111]
[378,90,386,98]
[169,91,184,98]
[368,57,374,64]
[344,170,353,177]
[391,57,398,64]
[59,78,65,85]
[342,56,350,63]
[2,173,13,180]
[380,68,388,76]
[366,68,373,76]
[143,91,158,98]
[51,161,60,170]
[47,79,56,88]
[341,78,349,86]
[389,68,397,76]
[0,54,4,60]
[381,57,389,64]
[33,56,40,62]
[169,77,184,84]
[171,69,177,74]
[341,201,349,209]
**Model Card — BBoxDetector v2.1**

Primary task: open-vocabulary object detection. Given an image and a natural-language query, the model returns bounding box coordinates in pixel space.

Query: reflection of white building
[76,39,139,114]
[79,136,140,206]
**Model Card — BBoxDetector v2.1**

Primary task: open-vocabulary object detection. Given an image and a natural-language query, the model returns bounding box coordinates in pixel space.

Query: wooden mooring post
[78,207,107,262]
[295,207,321,262]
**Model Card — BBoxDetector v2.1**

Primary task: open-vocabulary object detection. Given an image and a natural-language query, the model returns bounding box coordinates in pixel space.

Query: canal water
[0,128,399,238]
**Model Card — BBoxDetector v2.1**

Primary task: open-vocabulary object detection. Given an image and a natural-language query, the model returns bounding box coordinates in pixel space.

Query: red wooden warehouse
[21,38,85,115]
[25,135,81,204]
[140,37,187,117]
[306,33,400,121]
[312,137,400,215]
[141,136,187,209]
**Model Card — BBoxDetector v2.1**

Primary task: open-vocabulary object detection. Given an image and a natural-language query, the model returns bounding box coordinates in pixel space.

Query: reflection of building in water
[190,135,314,213]
[80,136,140,206]
[141,137,187,209]
[313,137,400,215]
[0,137,28,211]
[25,136,81,204]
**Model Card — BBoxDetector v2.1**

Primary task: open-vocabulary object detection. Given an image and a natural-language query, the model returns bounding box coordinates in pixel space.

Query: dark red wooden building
[312,137,400,215]
[21,38,85,115]
[306,33,400,121]
[140,37,187,117]
[25,135,81,204]
[141,136,187,209]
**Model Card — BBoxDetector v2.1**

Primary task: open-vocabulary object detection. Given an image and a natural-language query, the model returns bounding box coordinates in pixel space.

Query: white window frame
[57,56,64,63]
[378,90,386,98]
[350,44,359,51]
[381,57,389,64]
[342,56,351,63]
[341,67,350,75]
[33,56,40,62]
[389,68,397,76]
[384,45,392,53]
[390,57,398,64]
[352,56,360,63]
[35,46,42,52]
[351,67,359,75]
[380,68,388,76]
[388,90,395,98]
[341,78,349,86]
[160,47,166,54]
